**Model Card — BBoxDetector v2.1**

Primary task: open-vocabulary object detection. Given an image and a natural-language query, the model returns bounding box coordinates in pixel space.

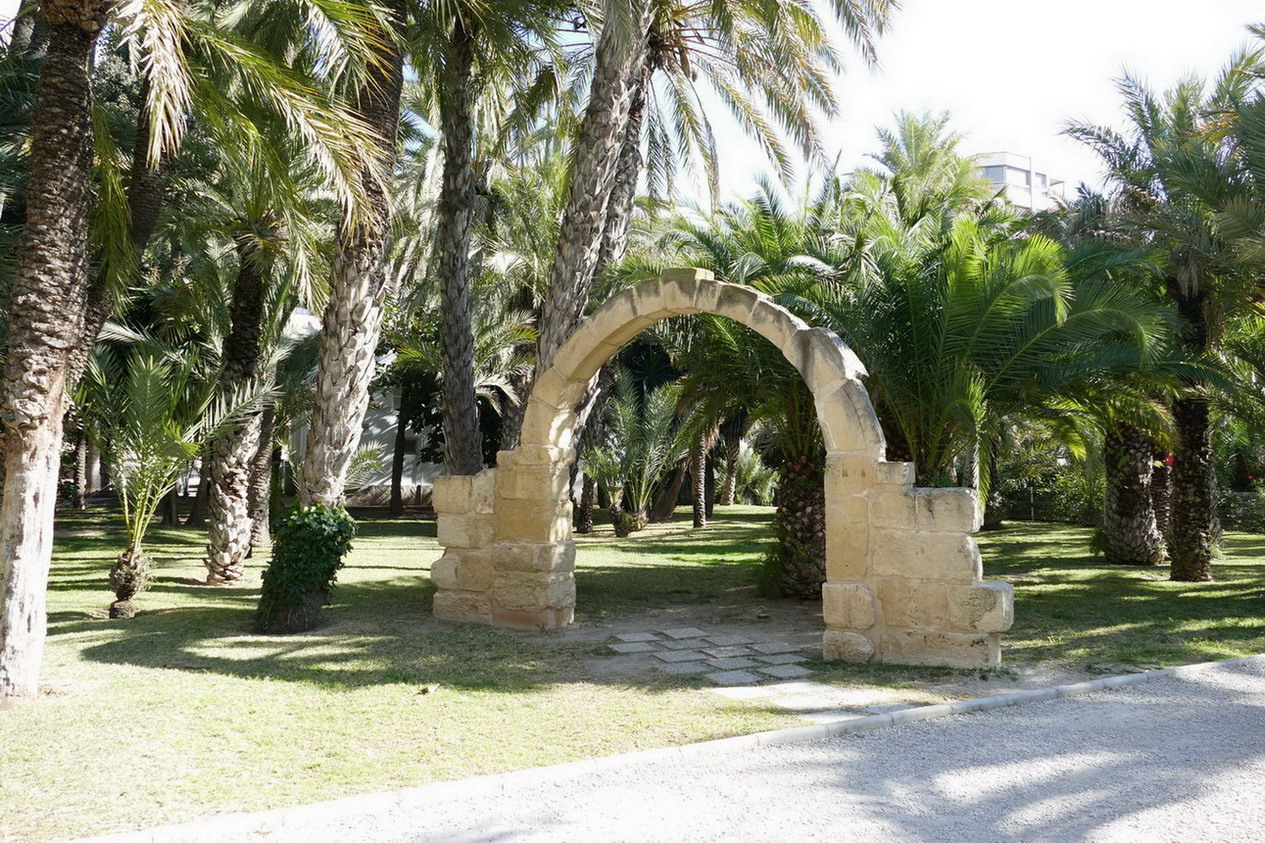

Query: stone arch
[431,269,1014,668]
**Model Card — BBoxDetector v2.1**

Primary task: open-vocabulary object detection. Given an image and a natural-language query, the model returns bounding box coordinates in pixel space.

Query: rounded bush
[255,504,357,633]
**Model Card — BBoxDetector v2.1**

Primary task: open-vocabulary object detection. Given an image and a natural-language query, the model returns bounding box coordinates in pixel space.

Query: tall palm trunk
[594,62,650,274]
[1168,285,1215,581]
[651,459,688,522]
[301,2,406,507]
[437,18,482,475]
[535,4,651,373]
[1169,396,1215,581]
[248,406,275,548]
[204,241,267,585]
[0,2,111,703]
[1152,452,1172,538]
[718,423,741,507]
[770,452,827,599]
[1103,423,1165,566]
[576,474,596,533]
[68,73,176,392]
[8,0,47,58]
[388,381,414,517]
[691,435,707,529]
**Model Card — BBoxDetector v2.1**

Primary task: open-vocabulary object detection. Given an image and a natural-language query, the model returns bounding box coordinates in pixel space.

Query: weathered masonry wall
[431,268,1013,669]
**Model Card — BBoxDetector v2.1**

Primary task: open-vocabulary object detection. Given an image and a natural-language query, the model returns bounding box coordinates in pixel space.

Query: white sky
[1,0,1260,199]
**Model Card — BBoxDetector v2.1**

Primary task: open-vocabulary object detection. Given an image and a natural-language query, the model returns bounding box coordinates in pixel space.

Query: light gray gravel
[99,658,1265,842]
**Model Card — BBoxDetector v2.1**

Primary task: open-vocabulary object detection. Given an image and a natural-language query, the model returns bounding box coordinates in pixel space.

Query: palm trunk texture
[436,18,483,476]
[535,4,651,374]
[204,243,267,585]
[1169,396,1215,581]
[576,475,596,533]
[771,454,827,599]
[691,436,707,529]
[301,2,406,507]
[248,406,275,548]
[1103,423,1165,566]
[0,3,111,703]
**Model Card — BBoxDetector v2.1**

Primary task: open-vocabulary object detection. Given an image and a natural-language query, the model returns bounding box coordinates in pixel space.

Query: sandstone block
[431,475,472,516]
[822,629,875,663]
[494,541,576,574]
[548,326,619,382]
[496,464,571,502]
[869,529,982,582]
[813,380,886,457]
[709,283,764,325]
[497,499,572,543]
[870,491,917,530]
[492,572,576,612]
[876,579,947,629]
[947,581,1014,633]
[437,513,495,550]
[530,368,588,415]
[491,606,574,630]
[430,549,493,592]
[876,461,915,488]
[822,582,876,629]
[879,629,1000,669]
[501,444,575,468]
[433,589,492,625]
[470,469,497,515]
[824,453,877,498]
[825,520,868,581]
[915,487,982,533]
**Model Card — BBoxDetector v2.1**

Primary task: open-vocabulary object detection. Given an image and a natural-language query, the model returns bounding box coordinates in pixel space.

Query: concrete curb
[86,653,1265,842]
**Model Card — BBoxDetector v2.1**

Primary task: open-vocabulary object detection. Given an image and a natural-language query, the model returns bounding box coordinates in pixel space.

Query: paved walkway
[107,658,1265,842]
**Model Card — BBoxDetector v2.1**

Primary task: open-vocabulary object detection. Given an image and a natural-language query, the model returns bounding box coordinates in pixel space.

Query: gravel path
[110,659,1265,842]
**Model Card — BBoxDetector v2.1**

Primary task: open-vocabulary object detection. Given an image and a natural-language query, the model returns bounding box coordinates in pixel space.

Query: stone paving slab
[703,646,754,659]
[749,641,800,655]
[757,664,814,679]
[658,639,706,651]
[660,627,708,640]
[755,654,808,665]
[705,634,754,647]
[705,670,762,686]
[614,633,661,643]
[653,650,709,663]
[656,661,712,675]
[609,642,660,654]
[705,657,760,670]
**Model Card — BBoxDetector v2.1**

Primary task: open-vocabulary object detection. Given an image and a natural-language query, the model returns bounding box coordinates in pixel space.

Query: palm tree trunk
[1103,423,1165,566]
[72,425,88,510]
[771,453,827,599]
[719,425,740,507]
[576,474,596,534]
[67,73,176,393]
[301,2,406,508]
[204,236,267,585]
[692,436,707,529]
[248,406,275,547]
[1152,453,1172,539]
[535,3,651,373]
[436,17,483,476]
[651,459,688,522]
[8,0,47,58]
[594,62,650,274]
[1169,396,1215,581]
[185,451,210,527]
[389,383,411,517]
[0,3,109,703]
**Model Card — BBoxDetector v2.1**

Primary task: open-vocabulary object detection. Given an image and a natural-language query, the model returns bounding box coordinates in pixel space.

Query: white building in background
[975,152,1066,211]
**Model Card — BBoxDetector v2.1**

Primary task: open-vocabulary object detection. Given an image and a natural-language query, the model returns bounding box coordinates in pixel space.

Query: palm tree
[79,345,246,617]
[0,0,115,703]
[1068,65,1263,580]
[301,0,407,507]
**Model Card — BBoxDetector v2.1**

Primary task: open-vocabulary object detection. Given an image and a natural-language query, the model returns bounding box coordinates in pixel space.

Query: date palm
[1068,64,1263,580]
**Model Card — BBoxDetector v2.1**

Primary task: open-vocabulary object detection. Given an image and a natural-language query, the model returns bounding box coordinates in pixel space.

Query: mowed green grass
[2,507,1264,840]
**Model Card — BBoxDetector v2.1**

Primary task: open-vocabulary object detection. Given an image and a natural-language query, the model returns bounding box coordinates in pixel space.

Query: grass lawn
[2,506,1264,840]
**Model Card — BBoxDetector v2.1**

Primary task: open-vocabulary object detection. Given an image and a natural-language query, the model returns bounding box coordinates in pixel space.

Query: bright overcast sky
[1,0,1260,200]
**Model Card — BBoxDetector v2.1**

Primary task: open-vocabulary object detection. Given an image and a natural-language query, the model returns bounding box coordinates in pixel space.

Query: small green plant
[255,504,357,633]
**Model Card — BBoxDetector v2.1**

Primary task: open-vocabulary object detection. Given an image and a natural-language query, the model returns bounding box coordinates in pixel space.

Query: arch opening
[431,269,1014,668]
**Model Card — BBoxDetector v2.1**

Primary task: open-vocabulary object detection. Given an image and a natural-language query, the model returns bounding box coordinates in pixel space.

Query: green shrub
[255,504,357,633]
